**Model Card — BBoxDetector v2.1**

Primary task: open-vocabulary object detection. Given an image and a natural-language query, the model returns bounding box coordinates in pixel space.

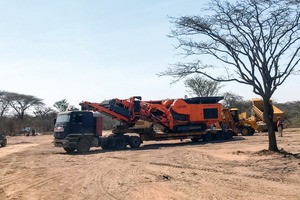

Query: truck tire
[128,136,142,148]
[241,126,250,136]
[1,139,7,147]
[77,138,91,153]
[114,135,127,150]
[226,130,234,139]
[63,147,75,153]
[203,132,213,142]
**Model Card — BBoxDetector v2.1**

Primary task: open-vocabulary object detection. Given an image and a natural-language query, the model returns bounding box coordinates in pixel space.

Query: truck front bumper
[54,138,77,149]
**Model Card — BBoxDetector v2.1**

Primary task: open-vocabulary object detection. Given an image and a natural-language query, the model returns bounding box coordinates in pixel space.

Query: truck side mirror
[53,118,56,125]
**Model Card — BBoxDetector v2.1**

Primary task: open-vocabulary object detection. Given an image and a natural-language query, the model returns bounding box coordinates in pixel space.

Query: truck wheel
[241,127,250,136]
[77,138,91,153]
[114,136,127,150]
[226,130,234,139]
[128,136,141,148]
[203,132,213,142]
[63,147,75,153]
[1,139,7,147]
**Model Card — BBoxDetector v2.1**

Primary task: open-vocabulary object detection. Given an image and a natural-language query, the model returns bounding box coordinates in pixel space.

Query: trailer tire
[128,136,141,148]
[114,136,127,150]
[203,132,213,142]
[63,147,75,153]
[115,125,128,130]
[191,138,200,142]
[226,131,234,139]
[101,138,117,150]
[77,138,91,153]
[214,131,224,140]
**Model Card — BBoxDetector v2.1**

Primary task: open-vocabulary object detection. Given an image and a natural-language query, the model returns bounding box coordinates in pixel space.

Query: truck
[228,98,285,136]
[54,96,236,153]
[251,98,284,129]
[0,134,7,147]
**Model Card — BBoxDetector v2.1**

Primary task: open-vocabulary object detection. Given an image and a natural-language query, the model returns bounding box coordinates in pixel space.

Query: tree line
[1,88,299,136]
[0,91,114,135]
[0,91,55,134]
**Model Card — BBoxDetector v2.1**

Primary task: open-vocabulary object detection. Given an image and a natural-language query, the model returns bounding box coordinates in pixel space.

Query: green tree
[160,0,300,151]
[53,99,69,112]
[184,75,222,97]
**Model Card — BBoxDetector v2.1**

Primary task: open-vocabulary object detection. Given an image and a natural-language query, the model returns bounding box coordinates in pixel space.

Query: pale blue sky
[0,0,298,108]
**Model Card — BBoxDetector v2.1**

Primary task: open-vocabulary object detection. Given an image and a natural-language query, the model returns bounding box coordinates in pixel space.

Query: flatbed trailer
[113,125,233,142]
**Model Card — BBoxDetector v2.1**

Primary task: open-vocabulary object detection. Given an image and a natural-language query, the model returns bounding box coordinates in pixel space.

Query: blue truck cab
[53,111,103,153]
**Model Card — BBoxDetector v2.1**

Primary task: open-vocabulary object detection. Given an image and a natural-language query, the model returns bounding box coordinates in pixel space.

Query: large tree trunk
[263,99,279,152]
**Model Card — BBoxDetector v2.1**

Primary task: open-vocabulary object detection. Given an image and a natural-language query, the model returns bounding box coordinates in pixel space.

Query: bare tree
[0,91,10,117]
[184,75,222,97]
[7,92,44,119]
[34,106,56,119]
[222,92,244,108]
[53,99,69,112]
[160,0,300,151]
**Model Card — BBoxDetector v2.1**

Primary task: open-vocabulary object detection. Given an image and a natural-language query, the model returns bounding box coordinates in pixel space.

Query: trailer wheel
[1,139,7,147]
[128,136,142,148]
[63,147,75,153]
[77,138,91,153]
[191,138,200,142]
[214,131,224,140]
[101,137,117,150]
[226,130,234,139]
[241,126,250,136]
[203,132,213,142]
[114,136,127,150]
[100,145,108,150]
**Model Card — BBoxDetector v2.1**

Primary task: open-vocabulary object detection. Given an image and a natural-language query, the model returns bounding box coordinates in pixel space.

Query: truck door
[70,112,94,134]
[82,112,94,133]
[70,112,84,134]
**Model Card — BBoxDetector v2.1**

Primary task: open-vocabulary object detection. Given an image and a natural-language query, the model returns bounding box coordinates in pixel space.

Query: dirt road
[0,129,299,200]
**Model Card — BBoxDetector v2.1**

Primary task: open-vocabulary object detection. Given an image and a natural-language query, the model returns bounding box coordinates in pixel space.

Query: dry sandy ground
[0,129,299,200]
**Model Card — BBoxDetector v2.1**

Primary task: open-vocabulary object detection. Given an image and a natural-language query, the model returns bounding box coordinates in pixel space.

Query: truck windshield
[56,114,70,123]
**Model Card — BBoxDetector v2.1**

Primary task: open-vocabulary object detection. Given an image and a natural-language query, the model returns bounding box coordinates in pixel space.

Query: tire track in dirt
[0,144,39,159]
[126,161,187,200]
[0,154,64,200]
[5,173,62,199]
[0,138,63,200]
[92,166,120,200]
[70,154,130,200]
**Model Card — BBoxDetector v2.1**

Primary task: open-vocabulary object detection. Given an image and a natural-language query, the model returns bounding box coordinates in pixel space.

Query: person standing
[277,117,283,137]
